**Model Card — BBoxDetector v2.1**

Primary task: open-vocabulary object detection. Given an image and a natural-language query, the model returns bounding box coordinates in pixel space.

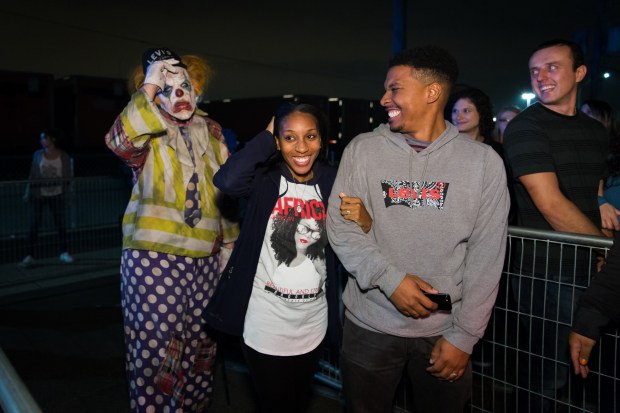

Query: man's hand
[144,58,179,91]
[339,192,373,233]
[426,337,470,382]
[389,275,438,318]
[568,331,596,379]
[599,202,620,231]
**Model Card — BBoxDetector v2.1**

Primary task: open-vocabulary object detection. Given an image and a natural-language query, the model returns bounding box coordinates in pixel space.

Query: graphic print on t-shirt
[381,180,449,209]
[263,188,328,302]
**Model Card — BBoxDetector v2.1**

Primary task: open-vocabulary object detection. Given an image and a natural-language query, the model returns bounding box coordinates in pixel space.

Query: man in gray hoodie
[327,46,510,412]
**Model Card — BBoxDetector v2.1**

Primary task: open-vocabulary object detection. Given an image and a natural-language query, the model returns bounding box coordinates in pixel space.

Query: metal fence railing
[1,175,617,412]
[315,226,617,413]
[0,347,43,413]
[0,177,130,265]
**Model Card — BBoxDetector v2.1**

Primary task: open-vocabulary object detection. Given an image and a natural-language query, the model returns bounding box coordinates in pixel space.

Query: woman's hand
[340,192,372,233]
[266,117,275,135]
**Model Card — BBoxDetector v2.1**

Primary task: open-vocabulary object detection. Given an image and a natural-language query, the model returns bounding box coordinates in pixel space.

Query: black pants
[341,318,471,413]
[28,194,68,256]
[241,339,323,413]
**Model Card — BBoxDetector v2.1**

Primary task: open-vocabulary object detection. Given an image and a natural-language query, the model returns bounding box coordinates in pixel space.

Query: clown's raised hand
[144,59,179,92]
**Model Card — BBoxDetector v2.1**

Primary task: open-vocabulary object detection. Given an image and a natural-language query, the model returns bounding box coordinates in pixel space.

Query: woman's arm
[214,129,278,198]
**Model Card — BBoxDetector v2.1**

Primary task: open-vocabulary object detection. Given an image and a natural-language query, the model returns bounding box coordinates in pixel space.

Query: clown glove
[144,59,179,91]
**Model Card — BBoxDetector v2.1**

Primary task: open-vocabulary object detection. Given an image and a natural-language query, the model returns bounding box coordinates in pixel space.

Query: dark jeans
[341,318,471,413]
[28,194,68,256]
[241,339,323,413]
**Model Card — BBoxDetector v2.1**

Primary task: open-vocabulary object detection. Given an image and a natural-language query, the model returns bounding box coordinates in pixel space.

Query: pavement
[0,249,345,412]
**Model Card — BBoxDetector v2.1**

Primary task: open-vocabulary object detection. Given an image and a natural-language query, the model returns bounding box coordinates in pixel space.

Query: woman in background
[21,129,74,267]
[493,106,521,144]
[581,99,616,132]
[449,87,503,157]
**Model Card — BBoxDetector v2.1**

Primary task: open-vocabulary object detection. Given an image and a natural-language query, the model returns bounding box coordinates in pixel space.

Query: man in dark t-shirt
[503,39,609,412]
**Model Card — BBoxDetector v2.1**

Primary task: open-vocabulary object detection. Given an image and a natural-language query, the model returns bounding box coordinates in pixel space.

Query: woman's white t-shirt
[39,155,63,197]
[243,177,328,356]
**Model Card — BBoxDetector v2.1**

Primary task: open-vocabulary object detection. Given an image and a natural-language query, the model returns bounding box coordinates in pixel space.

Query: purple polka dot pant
[120,249,220,413]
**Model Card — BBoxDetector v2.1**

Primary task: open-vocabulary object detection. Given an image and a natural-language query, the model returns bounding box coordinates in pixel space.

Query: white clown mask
[158,67,197,121]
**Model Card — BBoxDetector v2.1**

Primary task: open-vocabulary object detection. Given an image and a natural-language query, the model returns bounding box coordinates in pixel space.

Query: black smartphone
[423,292,452,311]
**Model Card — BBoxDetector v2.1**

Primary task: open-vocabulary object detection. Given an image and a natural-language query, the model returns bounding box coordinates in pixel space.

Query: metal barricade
[315,226,618,413]
[471,226,616,413]
[0,347,43,413]
[0,177,129,265]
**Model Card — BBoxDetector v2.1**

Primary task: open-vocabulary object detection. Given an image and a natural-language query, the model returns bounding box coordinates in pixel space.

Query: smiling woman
[203,102,371,413]
[201,102,334,413]
[448,87,494,142]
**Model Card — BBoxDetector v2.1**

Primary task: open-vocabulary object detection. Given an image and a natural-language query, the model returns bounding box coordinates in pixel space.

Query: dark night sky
[2,0,620,112]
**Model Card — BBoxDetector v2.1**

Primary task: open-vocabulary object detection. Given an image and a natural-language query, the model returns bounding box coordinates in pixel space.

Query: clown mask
[157,67,197,121]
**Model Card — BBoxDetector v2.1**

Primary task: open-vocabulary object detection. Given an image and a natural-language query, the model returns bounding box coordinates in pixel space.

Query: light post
[521,92,536,107]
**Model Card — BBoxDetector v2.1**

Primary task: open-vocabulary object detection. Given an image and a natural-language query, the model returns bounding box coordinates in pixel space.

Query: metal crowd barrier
[0,347,43,413]
[315,226,617,413]
[0,177,129,265]
[2,174,618,412]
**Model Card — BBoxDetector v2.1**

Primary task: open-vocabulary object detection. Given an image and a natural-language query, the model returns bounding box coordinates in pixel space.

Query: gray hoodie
[327,122,509,354]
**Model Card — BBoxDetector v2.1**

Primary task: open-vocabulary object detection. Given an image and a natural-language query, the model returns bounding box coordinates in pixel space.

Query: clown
[105,47,239,412]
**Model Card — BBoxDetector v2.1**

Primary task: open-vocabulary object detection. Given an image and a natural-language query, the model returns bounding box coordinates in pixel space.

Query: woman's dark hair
[448,87,494,141]
[273,102,329,163]
[270,205,327,266]
[40,128,61,145]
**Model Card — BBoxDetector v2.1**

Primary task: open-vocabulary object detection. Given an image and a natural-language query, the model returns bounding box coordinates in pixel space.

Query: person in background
[449,86,504,157]
[580,99,620,232]
[581,99,616,132]
[503,39,609,412]
[105,47,239,412]
[450,87,517,224]
[569,230,620,379]
[327,45,509,413]
[20,128,74,268]
[493,106,521,143]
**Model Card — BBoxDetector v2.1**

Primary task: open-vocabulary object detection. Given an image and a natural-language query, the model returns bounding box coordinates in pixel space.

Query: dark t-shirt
[503,103,609,280]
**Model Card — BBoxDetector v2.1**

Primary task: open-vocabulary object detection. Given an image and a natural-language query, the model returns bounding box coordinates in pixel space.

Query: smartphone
[423,292,452,311]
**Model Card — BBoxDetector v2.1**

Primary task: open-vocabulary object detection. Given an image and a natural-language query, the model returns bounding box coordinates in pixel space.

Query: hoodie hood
[376,121,461,155]
[374,120,462,185]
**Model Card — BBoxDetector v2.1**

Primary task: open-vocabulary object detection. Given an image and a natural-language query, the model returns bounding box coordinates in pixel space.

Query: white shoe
[59,252,74,263]
[19,255,35,268]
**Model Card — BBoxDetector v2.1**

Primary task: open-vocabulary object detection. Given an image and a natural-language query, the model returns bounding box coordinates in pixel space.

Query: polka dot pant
[121,249,220,413]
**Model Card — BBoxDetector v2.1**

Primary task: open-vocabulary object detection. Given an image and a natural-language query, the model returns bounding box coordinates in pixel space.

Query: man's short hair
[532,39,585,70]
[388,46,459,89]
